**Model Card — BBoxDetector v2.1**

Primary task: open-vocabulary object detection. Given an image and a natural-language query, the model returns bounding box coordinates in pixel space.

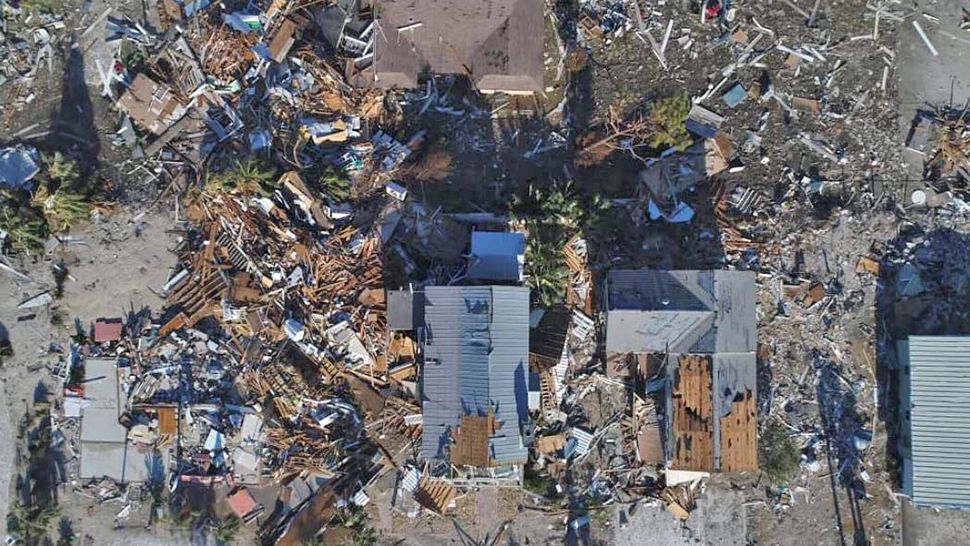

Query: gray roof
[80,358,126,444]
[387,289,420,331]
[467,231,525,282]
[905,336,970,507]
[605,270,756,354]
[79,442,159,482]
[79,358,166,482]
[420,286,530,465]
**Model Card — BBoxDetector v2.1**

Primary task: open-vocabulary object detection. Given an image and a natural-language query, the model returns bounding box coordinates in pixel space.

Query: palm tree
[511,180,606,231]
[318,167,352,202]
[7,501,60,544]
[524,230,570,307]
[41,152,82,189]
[30,183,89,233]
[212,516,241,544]
[207,158,279,196]
[1,208,48,253]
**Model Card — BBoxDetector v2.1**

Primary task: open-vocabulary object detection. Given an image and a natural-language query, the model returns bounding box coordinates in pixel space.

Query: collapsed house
[638,137,735,223]
[117,73,191,136]
[898,336,970,508]
[605,269,758,477]
[339,0,544,94]
[417,285,532,485]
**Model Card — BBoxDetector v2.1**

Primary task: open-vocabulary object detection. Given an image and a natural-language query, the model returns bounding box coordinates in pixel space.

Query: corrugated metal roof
[420,286,530,465]
[605,270,755,354]
[907,336,970,507]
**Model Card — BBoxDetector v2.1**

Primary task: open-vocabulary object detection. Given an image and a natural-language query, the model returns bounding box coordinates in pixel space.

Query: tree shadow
[46,41,100,180]
[874,228,970,483]
[0,320,12,364]
[816,355,867,546]
[33,381,52,404]
[58,516,75,544]
[168,483,217,545]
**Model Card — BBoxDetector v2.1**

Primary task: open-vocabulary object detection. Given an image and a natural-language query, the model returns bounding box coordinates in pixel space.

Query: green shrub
[760,422,801,484]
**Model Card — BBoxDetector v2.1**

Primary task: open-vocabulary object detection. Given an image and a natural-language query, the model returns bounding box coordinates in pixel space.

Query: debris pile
[0,7,64,121]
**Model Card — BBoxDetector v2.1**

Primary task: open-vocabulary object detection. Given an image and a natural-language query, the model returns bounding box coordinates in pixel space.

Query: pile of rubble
[10,0,970,541]
[0,4,65,125]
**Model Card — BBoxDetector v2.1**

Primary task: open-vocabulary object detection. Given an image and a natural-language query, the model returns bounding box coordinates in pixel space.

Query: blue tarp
[0,146,40,190]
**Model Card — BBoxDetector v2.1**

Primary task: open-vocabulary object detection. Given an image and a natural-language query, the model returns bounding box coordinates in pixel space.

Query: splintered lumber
[660,484,696,520]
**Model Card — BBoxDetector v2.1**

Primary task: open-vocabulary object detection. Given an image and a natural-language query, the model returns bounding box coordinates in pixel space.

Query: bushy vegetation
[511,180,607,306]
[1,152,91,255]
[760,421,802,484]
[648,94,693,152]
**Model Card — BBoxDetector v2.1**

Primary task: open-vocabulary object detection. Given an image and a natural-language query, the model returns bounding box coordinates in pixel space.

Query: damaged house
[340,0,544,94]
[78,358,165,483]
[418,285,531,485]
[117,73,191,135]
[605,269,757,477]
[638,137,735,223]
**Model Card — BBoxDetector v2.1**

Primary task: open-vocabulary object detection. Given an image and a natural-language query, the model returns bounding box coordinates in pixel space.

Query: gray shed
[899,336,970,507]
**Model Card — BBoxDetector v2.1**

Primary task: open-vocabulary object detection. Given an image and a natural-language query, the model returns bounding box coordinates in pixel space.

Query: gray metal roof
[420,286,530,465]
[605,269,755,354]
[387,289,418,330]
[467,231,526,282]
[906,336,970,507]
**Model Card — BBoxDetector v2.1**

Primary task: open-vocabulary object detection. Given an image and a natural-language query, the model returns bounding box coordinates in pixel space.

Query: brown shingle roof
[351,0,543,93]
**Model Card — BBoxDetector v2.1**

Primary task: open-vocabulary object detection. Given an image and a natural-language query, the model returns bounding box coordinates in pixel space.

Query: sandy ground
[902,500,970,546]
[0,209,177,538]
[613,488,746,546]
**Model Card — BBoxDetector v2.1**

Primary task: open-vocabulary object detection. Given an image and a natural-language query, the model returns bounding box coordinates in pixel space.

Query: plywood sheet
[156,406,178,436]
[719,389,757,472]
[450,412,496,467]
[671,355,714,471]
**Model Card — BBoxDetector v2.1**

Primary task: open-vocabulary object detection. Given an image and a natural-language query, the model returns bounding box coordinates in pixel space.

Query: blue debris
[722,83,747,108]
